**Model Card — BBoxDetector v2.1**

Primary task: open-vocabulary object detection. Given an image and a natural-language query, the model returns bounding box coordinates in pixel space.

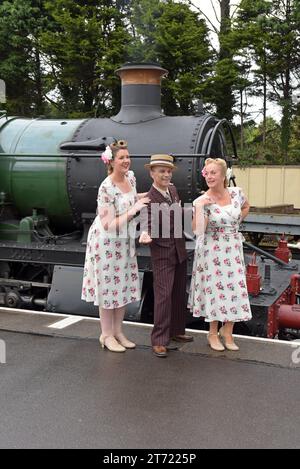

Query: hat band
[149,160,174,167]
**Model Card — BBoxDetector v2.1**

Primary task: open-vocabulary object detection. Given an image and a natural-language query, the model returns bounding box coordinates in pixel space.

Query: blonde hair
[107,140,128,175]
[205,157,228,188]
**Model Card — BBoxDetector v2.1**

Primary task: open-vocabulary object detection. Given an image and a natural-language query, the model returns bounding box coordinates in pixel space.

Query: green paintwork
[17,217,34,243]
[0,117,86,230]
[0,117,84,155]
[0,222,19,241]
[0,155,72,228]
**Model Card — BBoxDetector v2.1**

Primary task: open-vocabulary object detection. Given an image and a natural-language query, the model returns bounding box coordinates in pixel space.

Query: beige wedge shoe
[219,327,239,351]
[115,333,136,349]
[207,333,225,352]
[99,335,126,352]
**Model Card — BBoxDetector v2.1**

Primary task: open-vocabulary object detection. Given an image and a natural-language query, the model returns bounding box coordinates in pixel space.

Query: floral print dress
[81,170,140,308]
[188,187,252,323]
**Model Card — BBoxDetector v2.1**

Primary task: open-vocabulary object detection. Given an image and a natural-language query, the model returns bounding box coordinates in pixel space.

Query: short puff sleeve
[97,183,115,210]
[97,183,116,232]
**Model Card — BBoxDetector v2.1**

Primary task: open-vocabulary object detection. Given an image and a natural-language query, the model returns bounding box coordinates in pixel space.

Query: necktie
[165,191,172,204]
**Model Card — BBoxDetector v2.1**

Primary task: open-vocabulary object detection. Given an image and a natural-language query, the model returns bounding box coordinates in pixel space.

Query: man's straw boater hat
[145,154,177,170]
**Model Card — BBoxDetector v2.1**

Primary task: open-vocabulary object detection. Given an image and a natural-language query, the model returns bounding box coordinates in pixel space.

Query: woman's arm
[240,199,250,221]
[99,198,150,232]
[191,195,215,235]
[192,203,208,235]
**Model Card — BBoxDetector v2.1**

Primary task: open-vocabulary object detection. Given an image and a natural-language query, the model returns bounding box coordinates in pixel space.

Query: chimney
[112,63,168,124]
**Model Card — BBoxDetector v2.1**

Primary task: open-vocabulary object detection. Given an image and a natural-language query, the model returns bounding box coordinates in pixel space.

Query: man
[139,154,193,357]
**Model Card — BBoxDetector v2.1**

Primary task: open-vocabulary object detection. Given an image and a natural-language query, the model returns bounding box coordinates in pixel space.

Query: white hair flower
[101,145,113,164]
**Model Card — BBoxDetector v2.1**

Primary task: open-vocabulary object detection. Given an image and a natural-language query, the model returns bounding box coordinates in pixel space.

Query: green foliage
[0,0,131,117]
[237,117,282,165]
[289,116,300,162]
[233,0,300,161]
[0,0,50,115]
[236,114,300,165]
[129,0,214,115]
[41,0,130,116]
[212,0,236,121]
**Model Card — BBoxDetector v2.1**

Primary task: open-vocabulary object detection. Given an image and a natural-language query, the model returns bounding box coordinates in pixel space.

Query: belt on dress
[206,228,239,234]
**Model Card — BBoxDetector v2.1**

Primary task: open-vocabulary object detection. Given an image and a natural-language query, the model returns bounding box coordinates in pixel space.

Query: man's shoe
[172,334,194,343]
[152,345,168,357]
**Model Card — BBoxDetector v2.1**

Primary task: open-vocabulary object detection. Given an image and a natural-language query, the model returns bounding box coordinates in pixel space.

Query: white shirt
[153,184,171,200]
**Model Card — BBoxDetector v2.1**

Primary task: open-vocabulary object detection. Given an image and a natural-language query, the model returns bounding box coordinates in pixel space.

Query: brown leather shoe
[172,334,194,343]
[152,345,168,357]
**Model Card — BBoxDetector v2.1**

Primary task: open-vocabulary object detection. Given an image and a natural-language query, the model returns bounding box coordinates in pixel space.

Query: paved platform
[1,307,300,448]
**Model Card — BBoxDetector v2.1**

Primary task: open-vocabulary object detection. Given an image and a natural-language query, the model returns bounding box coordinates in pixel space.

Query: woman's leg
[99,307,125,352]
[99,307,113,337]
[113,307,136,348]
[222,321,234,337]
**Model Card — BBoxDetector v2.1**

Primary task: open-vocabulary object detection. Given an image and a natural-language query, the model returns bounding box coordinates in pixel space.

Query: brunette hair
[107,140,128,175]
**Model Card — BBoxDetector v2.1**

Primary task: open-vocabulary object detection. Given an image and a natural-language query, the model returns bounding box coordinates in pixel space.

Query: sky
[188,0,282,124]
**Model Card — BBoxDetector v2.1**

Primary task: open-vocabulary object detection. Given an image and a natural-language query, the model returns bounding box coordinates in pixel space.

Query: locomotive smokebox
[112,63,168,123]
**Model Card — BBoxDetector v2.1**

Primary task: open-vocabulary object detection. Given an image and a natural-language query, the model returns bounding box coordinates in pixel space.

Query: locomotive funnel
[112,63,168,124]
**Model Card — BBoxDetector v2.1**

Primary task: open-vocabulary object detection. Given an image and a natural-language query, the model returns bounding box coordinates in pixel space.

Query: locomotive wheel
[5,290,21,308]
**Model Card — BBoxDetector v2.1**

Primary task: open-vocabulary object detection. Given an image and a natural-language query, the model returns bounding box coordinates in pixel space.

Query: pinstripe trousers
[151,252,187,346]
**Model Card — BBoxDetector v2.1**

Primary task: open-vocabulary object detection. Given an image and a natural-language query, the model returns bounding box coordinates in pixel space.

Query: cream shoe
[99,335,126,352]
[207,333,225,352]
[115,333,136,349]
[219,327,239,351]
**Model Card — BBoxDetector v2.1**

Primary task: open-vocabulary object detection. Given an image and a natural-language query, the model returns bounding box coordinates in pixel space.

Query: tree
[40,0,131,117]
[232,0,273,151]
[265,0,300,161]
[238,117,282,165]
[234,0,300,162]
[187,0,240,121]
[129,0,214,115]
[0,0,50,116]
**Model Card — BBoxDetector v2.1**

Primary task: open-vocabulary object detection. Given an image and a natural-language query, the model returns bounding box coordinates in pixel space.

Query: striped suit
[142,185,188,346]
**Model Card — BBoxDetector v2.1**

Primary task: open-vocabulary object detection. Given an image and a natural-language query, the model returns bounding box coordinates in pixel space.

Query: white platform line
[48,317,83,330]
[0,306,99,322]
[0,307,297,346]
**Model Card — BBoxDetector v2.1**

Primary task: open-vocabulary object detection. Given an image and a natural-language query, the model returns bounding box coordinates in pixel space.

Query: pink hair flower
[201,168,208,177]
[101,145,113,164]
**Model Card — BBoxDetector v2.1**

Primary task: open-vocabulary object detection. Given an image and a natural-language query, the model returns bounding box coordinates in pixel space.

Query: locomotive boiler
[0,63,299,339]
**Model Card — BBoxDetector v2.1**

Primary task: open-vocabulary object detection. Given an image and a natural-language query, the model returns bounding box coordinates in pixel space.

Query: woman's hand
[139,231,152,245]
[128,197,150,218]
[195,194,215,207]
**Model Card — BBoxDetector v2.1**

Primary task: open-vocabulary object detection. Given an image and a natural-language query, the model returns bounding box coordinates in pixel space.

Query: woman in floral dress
[188,158,252,351]
[81,140,149,352]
